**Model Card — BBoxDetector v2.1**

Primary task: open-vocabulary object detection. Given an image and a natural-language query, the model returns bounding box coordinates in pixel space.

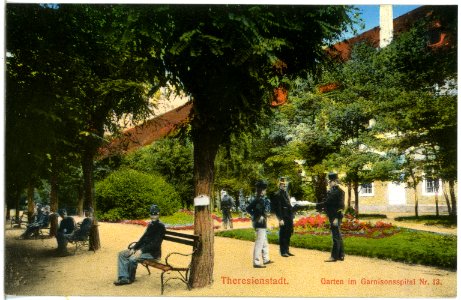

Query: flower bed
[293,213,400,239]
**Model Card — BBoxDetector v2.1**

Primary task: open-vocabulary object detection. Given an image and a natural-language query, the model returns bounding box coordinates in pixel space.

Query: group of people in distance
[246,173,345,268]
[18,204,94,256]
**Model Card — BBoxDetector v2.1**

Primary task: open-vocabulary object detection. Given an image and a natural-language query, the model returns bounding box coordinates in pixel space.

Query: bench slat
[164,235,196,247]
[165,230,199,240]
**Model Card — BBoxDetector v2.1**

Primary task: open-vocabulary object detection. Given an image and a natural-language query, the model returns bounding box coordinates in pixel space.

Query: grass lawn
[394,215,457,227]
[216,228,456,270]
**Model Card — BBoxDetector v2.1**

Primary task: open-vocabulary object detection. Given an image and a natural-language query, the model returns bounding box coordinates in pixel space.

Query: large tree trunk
[82,148,101,251]
[188,130,219,289]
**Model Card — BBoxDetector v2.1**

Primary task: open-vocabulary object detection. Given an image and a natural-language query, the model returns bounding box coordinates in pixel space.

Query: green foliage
[95,168,180,221]
[123,138,194,208]
[216,228,457,269]
[160,210,195,226]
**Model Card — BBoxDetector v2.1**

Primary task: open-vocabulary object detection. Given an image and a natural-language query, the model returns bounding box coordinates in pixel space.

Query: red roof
[98,102,192,157]
[327,5,451,61]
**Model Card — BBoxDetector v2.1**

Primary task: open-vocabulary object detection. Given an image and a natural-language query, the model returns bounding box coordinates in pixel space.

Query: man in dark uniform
[55,208,76,256]
[220,190,234,229]
[246,180,272,268]
[316,173,345,262]
[114,204,166,286]
[20,205,50,239]
[272,177,295,257]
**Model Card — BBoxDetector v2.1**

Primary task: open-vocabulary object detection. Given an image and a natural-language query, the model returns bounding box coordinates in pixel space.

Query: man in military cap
[114,204,166,286]
[220,190,234,229]
[272,177,295,257]
[55,208,76,256]
[246,180,273,268]
[20,204,50,239]
[316,173,345,262]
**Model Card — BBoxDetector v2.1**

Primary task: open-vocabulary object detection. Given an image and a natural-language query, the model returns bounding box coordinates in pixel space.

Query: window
[359,183,374,196]
[423,178,442,195]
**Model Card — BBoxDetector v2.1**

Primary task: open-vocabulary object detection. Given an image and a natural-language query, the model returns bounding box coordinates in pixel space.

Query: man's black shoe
[287,252,295,256]
[114,278,132,285]
[324,257,337,262]
[253,264,266,268]
[281,253,290,257]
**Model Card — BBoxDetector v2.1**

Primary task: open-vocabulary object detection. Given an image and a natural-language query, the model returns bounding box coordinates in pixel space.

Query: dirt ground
[3,215,457,298]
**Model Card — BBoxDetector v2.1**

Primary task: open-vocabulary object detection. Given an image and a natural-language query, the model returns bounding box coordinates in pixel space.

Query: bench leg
[161,271,166,295]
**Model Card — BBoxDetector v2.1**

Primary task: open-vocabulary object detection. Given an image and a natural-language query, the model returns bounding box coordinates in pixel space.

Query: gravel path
[4,217,457,298]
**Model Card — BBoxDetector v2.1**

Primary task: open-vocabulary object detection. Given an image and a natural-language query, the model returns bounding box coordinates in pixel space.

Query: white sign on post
[194,194,210,206]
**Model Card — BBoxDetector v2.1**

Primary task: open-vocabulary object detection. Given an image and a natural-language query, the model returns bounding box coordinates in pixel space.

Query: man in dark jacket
[246,180,272,268]
[114,204,166,286]
[20,205,50,239]
[272,177,295,257]
[55,208,76,255]
[220,190,234,229]
[316,173,345,262]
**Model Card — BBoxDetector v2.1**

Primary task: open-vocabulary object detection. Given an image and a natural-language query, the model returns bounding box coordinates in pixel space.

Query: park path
[4,218,456,298]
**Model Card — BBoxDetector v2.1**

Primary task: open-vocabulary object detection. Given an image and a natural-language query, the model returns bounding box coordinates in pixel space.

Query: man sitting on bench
[57,207,93,255]
[71,208,93,239]
[114,204,166,286]
[55,208,76,256]
[19,205,50,239]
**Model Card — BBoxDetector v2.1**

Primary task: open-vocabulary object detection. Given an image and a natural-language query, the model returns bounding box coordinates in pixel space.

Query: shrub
[95,168,181,221]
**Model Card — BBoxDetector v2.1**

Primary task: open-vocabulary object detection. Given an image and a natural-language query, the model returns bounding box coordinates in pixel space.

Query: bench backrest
[163,230,200,250]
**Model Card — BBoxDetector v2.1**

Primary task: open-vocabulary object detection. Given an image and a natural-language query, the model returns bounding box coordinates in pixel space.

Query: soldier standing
[272,177,295,257]
[220,190,234,229]
[246,180,273,268]
[316,173,345,262]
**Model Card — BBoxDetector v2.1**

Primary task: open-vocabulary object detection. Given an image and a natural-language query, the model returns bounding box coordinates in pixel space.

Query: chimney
[379,5,393,48]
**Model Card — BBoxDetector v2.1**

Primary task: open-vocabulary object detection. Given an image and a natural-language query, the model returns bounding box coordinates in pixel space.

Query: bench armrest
[165,251,194,267]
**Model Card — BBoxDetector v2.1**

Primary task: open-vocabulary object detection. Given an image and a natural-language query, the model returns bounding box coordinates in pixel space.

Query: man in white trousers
[246,180,273,268]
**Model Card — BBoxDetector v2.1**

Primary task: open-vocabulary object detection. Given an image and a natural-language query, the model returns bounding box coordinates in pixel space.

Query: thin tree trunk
[347,182,352,209]
[449,179,456,216]
[27,182,35,223]
[414,187,419,217]
[442,186,452,215]
[353,181,359,215]
[49,155,59,237]
[82,149,100,251]
[188,130,219,288]
[78,184,84,217]
[313,172,327,203]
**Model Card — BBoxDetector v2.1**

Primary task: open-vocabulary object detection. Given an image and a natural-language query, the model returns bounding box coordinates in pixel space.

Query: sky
[356,5,422,34]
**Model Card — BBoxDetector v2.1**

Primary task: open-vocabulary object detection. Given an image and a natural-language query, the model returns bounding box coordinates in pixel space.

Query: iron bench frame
[130,230,200,295]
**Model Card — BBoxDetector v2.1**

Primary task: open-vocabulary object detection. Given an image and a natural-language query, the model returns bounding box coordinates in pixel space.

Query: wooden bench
[67,222,95,254]
[68,235,92,253]
[10,213,28,228]
[133,230,200,295]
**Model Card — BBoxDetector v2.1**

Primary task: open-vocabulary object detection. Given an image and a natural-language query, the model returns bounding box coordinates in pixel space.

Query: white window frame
[422,178,442,196]
[359,183,374,196]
